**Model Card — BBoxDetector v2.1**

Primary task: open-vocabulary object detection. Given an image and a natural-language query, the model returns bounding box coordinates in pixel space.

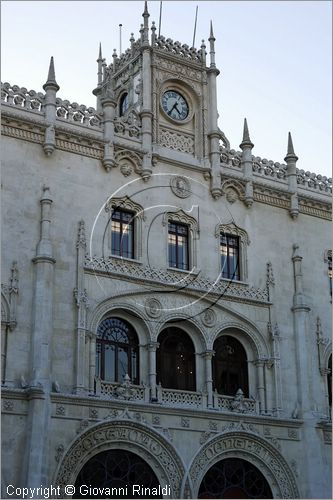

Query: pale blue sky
[2,1,332,177]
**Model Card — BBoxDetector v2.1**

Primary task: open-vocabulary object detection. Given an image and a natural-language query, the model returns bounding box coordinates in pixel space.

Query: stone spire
[208,20,216,68]
[43,57,59,92]
[97,42,103,87]
[240,118,254,150]
[240,118,254,207]
[285,132,298,163]
[142,1,150,44]
[284,132,299,219]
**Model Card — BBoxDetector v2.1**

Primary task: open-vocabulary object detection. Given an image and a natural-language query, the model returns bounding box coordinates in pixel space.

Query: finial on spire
[98,42,102,60]
[208,21,216,68]
[240,118,254,149]
[142,1,150,44]
[43,56,60,91]
[209,20,215,41]
[284,132,298,162]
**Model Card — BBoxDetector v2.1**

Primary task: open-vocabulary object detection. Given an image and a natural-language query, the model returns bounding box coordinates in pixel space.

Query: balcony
[94,377,259,415]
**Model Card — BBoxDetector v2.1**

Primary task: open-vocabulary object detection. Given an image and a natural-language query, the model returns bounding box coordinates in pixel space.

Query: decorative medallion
[145,298,162,318]
[170,176,191,198]
[201,308,216,327]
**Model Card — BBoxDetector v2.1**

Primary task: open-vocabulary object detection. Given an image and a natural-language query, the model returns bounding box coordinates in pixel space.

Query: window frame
[220,233,240,281]
[215,223,250,282]
[163,209,199,272]
[168,221,189,270]
[119,92,129,116]
[212,335,249,397]
[111,208,135,259]
[105,196,144,261]
[95,317,139,384]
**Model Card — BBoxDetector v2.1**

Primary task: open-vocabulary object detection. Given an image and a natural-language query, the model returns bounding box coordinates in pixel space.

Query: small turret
[42,57,59,156]
[142,1,150,45]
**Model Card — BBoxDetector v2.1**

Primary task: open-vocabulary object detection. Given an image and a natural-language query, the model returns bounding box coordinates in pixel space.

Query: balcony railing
[94,378,259,415]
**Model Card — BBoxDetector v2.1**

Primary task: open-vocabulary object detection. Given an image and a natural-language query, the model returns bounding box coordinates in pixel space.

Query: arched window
[96,317,139,384]
[157,327,196,391]
[328,354,332,409]
[198,458,273,499]
[213,335,249,397]
[120,93,129,116]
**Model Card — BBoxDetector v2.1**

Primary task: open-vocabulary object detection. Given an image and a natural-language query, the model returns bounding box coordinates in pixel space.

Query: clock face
[162,90,189,121]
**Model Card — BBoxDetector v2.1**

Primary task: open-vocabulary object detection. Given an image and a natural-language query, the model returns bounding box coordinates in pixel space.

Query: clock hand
[168,102,178,116]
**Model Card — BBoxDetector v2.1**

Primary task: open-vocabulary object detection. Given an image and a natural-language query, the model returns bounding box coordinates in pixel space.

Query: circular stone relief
[170,176,191,198]
[145,298,162,318]
[201,309,216,327]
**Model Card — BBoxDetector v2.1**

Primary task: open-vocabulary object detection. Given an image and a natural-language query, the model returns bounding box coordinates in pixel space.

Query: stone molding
[52,419,185,498]
[188,428,300,498]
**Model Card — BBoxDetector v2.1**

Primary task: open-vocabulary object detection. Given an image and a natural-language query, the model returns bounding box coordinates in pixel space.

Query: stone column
[207,23,222,199]
[203,350,215,408]
[254,359,265,414]
[23,186,55,490]
[239,118,254,207]
[147,342,159,401]
[284,132,299,219]
[140,46,153,180]
[89,333,96,393]
[101,91,117,171]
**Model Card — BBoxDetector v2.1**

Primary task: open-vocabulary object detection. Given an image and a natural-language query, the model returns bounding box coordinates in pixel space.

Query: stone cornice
[49,391,303,429]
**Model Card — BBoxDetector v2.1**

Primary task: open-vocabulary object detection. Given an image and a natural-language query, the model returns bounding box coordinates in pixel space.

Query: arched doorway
[73,449,161,499]
[198,458,273,499]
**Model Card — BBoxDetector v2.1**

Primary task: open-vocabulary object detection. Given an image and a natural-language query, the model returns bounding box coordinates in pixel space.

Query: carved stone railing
[219,146,332,195]
[114,110,141,139]
[153,36,203,63]
[95,378,148,402]
[213,392,258,414]
[296,169,332,194]
[1,82,44,112]
[55,98,102,128]
[252,156,287,182]
[84,256,269,303]
[158,387,204,409]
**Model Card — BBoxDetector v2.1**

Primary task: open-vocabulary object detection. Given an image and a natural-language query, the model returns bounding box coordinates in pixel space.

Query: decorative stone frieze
[160,128,195,154]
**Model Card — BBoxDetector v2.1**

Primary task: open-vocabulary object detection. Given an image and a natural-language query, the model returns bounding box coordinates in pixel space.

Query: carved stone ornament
[170,176,191,198]
[189,428,300,499]
[221,179,245,204]
[201,308,216,327]
[145,298,162,318]
[230,389,250,413]
[53,419,185,499]
[115,374,135,400]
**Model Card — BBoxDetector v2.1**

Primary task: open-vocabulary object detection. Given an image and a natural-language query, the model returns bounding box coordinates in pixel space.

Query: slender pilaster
[24,186,55,490]
[74,221,89,394]
[101,84,117,172]
[140,2,153,181]
[284,132,299,219]
[240,118,254,207]
[147,342,159,401]
[203,350,214,408]
[207,22,222,199]
[254,359,265,413]
[89,333,96,393]
[42,57,59,156]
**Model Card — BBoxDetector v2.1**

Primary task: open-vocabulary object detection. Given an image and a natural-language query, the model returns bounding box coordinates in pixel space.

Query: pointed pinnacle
[240,118,254,149]
[143,0,149,15]
[287,132,295,155]
[285,132,298,162]
[209,20,215,40]
[43,56,60,91]
[98,42,102,59]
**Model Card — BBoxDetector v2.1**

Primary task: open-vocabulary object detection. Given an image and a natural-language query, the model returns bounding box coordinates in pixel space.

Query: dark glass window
[198,458,273,499]
[120,93,129,116]
[213,335,249,397]
[74,449,161,499]
[168,222,189,270]
[96,317,139,383]
[328,355,332,409]
[111,209,134,259]
[157,328,195,391]
[220,234,240,280]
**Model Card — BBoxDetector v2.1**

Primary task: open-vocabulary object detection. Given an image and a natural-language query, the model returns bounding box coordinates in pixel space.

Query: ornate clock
[162,90,189,121]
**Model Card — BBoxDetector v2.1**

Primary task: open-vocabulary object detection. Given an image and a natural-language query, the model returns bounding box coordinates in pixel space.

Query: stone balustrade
[1,82,44,112]
[55,97,101,128]
[158,387,204,409]
[153,36,203,63]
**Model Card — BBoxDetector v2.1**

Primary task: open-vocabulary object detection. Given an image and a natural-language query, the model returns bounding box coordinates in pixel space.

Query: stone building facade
[1,3,332,499]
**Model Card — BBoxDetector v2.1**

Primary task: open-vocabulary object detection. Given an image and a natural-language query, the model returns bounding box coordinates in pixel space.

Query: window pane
[111,210,134,258]
[220,234,240,280]
[168,233,177,267]
[104,344,115,381]
[118,347,128,382]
